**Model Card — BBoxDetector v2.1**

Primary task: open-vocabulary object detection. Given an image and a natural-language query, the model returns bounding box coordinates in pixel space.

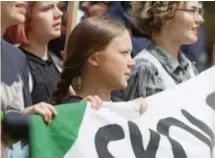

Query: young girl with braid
[53,16,147,114]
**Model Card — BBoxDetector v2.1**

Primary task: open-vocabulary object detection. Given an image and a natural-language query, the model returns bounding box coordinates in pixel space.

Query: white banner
[66,67,215,158]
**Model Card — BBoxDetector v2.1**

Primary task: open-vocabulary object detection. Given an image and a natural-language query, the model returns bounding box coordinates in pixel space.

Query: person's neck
[152,32,181,60]
[21,38,48,60]
[1,21,9,37]
[77,74,111,101]
[1,26,6,37]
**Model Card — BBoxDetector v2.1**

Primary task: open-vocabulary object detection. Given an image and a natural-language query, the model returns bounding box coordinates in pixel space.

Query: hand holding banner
[30,67,215,158]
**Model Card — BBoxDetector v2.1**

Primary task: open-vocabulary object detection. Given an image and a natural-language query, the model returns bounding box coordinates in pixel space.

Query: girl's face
[89,31,135,90]
[28,1,63,41]
[162,1,204,45]
[1,1,27,26]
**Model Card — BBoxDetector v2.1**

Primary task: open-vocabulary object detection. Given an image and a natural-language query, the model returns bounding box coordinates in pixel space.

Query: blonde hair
[131,1,182,36]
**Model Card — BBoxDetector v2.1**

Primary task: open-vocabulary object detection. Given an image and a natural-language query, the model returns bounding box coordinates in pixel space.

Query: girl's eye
[42,5,54,11]
[121,51,130,57]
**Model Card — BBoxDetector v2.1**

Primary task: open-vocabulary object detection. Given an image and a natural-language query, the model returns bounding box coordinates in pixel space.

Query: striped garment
[122,40,198,100]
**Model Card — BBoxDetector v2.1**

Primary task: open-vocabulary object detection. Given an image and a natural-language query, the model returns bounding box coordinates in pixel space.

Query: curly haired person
[123,1,204,100]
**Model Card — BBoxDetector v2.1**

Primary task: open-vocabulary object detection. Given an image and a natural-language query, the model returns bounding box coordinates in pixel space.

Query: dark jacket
[19,47,61,104]
[1,39,30,141]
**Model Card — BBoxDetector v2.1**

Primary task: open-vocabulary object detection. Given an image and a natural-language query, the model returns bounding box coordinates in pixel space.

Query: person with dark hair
[52,16,146,114]
[123,1,204,100]
[80,1,112,20]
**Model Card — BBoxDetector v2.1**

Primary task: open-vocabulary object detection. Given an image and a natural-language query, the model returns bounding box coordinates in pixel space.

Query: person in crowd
[123,1,204,100]
[80,1,206,98]
[53,16,134,103]
[4,1,63,104]
[48,1,68,61]
[79,1,150,98]
[52,16,146,114]
[1,1,58,157]
[1,2,102,158]
[80,1,112,20]
[47,1,113,61]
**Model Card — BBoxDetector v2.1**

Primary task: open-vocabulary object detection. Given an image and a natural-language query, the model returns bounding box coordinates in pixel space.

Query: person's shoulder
[133,52,158,75]
[61,96,83,104]
[1,39,26,60]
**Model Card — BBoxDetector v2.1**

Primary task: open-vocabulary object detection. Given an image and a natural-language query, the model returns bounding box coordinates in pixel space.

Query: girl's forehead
[29,1,60,12]
[35,1,60,6]
[185,1,203,8]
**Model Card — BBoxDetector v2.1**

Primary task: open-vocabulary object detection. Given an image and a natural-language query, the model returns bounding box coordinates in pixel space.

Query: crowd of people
[1,1,213,158]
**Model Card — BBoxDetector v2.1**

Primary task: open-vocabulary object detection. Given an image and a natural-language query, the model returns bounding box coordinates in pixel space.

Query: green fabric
[29,101,87,158]
[0,111,3,121]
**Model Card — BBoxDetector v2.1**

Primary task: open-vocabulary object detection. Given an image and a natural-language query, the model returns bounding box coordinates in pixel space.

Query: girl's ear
[87,52,101,67]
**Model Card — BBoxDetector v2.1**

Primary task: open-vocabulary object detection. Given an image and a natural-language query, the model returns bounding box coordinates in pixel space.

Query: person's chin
[120,81,128,89]
[13,15,25,24]
[51,32,61,39]
[184,35,198,45]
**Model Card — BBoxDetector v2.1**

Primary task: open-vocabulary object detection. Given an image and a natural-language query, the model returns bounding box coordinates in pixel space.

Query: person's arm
[1,105,29,147]
[2,110,29,141]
